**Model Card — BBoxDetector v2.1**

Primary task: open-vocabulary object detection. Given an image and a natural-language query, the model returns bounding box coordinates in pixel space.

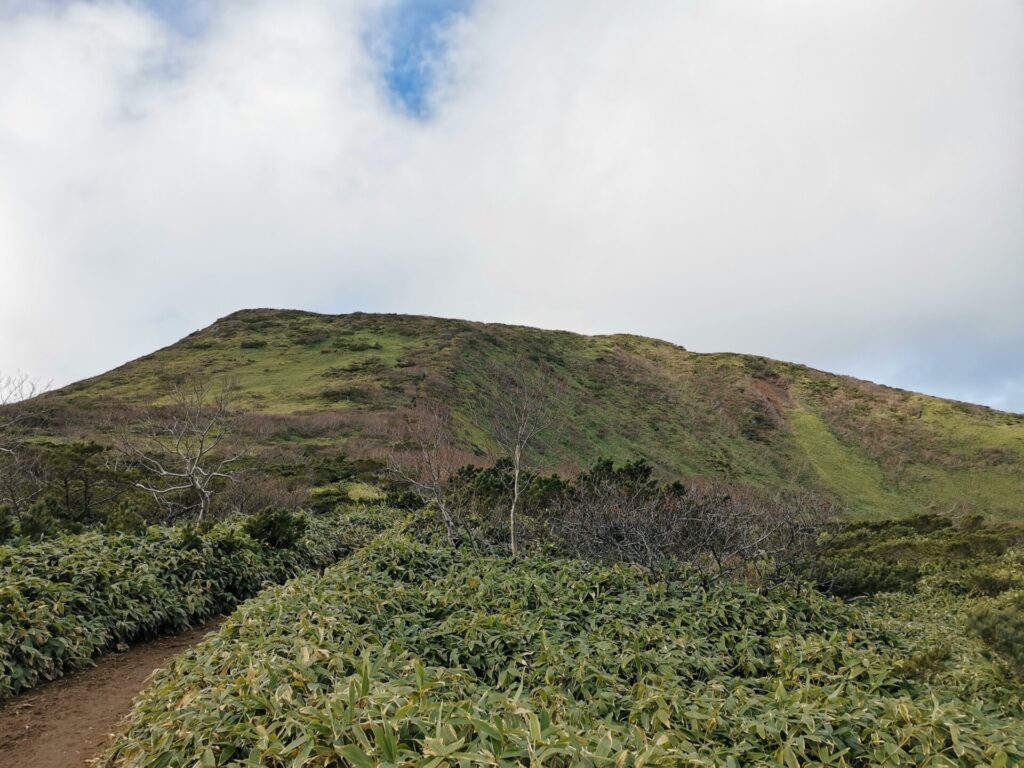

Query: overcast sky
[1,0,1022,412]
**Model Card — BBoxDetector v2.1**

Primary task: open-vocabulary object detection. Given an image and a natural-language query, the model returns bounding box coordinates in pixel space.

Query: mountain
[48,309,1024,520]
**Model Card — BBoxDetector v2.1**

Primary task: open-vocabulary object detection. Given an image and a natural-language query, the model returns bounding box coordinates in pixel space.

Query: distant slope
[50,309,1024,520]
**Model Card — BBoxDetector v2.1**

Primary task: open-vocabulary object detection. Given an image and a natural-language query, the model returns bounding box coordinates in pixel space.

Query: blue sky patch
[135,0,472,116]
[370,0,472,118]
[141,0,207,37]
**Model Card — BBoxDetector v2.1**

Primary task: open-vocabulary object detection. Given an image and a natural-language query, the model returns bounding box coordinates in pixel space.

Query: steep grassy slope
[48,309,1024,520]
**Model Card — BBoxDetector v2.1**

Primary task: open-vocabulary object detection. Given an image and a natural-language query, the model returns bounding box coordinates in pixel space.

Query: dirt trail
[0,620,223,768]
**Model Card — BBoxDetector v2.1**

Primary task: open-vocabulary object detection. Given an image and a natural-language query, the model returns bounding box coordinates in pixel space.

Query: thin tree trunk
[198,487,210,522]
[510,445,521,556]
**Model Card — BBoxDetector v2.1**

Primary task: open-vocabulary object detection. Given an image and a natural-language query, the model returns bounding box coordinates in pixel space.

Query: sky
[0,0,1022,412]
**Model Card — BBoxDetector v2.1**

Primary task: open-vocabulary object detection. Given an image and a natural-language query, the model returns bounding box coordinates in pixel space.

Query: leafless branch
[473,360,554,556]
[0,373,49,516]
[386,400,473,543]
[554,475,835,583]
[116,374,247,522]
[0,372,47,455]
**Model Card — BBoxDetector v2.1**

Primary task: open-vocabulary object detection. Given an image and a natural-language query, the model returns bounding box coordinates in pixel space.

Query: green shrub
[805,555,922,597]
[806,514,1024,597]
[0,506,402,700]
[307,484,351,512]
[293,329,329,346]
[243,508,307,549]
[972,590,1024,674]
[19,495,78,539]
[383,487,426,511]
[967,568,1019,598]
[0,505,15,543]
[337,339,381,352]
[320,386,370,403]
[101,534,1023,767]
[104,503,146,535]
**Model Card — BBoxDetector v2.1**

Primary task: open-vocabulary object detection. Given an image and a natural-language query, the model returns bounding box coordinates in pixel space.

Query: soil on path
[0,620,223,768]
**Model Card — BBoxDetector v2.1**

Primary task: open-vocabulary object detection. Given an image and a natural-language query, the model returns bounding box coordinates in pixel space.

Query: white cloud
[1,0,1022,410]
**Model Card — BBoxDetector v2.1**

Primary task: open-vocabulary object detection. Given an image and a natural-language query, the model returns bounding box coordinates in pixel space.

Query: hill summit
[51,309,1024,520]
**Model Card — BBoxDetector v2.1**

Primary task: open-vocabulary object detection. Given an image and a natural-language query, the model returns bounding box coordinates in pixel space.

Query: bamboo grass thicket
[0,506,398,699]
[102,529,1024,767]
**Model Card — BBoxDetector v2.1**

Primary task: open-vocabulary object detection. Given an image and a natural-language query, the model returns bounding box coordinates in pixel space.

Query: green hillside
[49,309,1024,520]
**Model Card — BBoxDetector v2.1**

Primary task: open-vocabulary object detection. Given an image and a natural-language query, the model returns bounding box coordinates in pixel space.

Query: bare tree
[387,400,469,543]
[475,362,553,556]
[670,482,833,584]
[118,375,246,523]
[218,473,308,517]
[0,373,48,517]
[554,472,834,584]
[0,372,45,455]
[0,449,42,515]
[555,472,670,569]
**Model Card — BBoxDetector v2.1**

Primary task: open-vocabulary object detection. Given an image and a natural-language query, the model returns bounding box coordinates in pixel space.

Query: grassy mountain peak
[50,308,1024,520]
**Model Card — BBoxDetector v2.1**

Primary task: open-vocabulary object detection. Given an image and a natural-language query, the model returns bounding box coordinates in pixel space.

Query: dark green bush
[806,514,1024,597]
[104,503,146,535]
[971,591,1024,674]
[967,568,1019,598]
[385,488,426,511]
[308,454,357,485]
[806,556,922,597]
[307,484,350,513]
[293,329,329,346]
[19,495,79,539]
[319,386,370,403]
[0,505,15,543]
[175,525,205,551]
[337,339,381,352]
[243,508,307,549]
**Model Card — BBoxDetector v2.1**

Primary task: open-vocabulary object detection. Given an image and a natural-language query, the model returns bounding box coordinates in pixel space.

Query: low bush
[967,568,1020,598]
[447,459,833,581]
[307,483,352,513]
[0,504,15,542]
[18,495,80,538]
[804,515,1024,598]
[101,533,1023,767]
[804,516,1024,681]
[243,508,307,549]
[972,590,1024,675]
[320,386,370,404]
[0,505,400,700]
[803,555,922,597]
[104,502,147,535]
